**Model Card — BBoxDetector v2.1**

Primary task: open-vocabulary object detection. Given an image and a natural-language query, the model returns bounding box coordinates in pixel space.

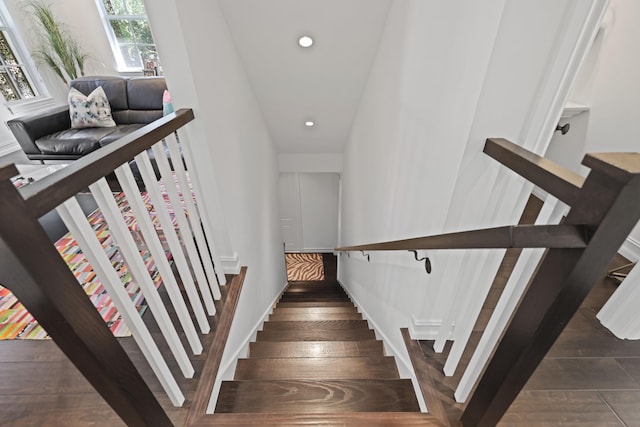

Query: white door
[278,173,302,252]
[278,173,339,253]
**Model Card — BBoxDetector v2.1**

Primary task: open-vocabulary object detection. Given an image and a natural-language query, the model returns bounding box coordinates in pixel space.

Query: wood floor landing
[213,275,441,424]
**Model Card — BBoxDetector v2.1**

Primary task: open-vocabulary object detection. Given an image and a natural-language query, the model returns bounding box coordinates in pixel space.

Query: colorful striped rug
[285,253,325,281]
[0,192,169,340]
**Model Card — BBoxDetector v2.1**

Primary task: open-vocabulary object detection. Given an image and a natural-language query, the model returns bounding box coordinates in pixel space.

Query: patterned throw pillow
[68,86,117,128]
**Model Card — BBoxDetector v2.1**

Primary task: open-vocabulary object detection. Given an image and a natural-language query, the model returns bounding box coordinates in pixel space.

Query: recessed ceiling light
[305,120,315,127]
[298,35,313,48]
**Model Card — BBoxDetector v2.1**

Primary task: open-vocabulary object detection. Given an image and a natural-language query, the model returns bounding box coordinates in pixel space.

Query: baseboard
[337,279,428,413]
[409,315,455,341]
[207,279,288,412]
[220,252,240,274]
[619,236,640,262]
[0,142,20,157]
[297,248,336,253]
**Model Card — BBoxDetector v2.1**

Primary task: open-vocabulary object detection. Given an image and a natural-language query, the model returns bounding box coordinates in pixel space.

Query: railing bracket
[361,251,370,262]
[410,250,431,274]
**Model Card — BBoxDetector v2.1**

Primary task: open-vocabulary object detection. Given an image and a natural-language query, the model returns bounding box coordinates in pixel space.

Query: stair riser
[276,301,354,308]
[286,285,344,292]
[280,295,350,302]
[272,307,359,314]
[249,341,385,358]
[261,320,370,332]
[256,329,376,342]
[268,313,363,321]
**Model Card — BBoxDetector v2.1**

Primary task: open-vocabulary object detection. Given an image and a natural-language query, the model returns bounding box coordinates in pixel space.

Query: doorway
[278,172,340,253]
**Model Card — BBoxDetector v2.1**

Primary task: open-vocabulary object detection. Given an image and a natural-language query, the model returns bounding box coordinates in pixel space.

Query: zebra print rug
[285,253,325,281]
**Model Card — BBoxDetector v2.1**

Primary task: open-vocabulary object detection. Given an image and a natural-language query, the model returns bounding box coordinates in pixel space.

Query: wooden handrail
[484,138,585,205]
[335,224,590,252]
[335,138,640,427]
[20,108,194,218]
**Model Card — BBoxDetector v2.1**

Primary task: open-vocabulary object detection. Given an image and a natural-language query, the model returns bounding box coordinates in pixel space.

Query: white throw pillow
[68,86,117,129]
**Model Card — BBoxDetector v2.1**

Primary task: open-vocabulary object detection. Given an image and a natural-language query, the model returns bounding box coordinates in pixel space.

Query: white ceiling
[218,0,392,154]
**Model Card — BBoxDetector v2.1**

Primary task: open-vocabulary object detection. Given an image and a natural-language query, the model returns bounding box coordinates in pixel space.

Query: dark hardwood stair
[234,357,400,380]
[213,279,445,425]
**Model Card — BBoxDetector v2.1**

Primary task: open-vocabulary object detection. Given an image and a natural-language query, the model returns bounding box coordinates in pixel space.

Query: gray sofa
[7,75,167,162]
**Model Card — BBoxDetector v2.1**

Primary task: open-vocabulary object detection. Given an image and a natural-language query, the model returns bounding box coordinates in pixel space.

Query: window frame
[0,2,51,113]
[94,0,160,73]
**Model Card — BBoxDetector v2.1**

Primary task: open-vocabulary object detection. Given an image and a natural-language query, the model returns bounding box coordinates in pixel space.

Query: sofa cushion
[35,126,129,155]
[70,76,128,111]
[35,129,110,155]
[127,77,166,110]
[112,109,163,125]
[97,123,146,146]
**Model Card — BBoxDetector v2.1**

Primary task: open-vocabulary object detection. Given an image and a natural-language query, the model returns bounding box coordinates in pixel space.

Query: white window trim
[94,0,155,73]
[0,1,52,112]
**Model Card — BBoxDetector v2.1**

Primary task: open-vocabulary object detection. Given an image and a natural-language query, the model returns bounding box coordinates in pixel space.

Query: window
[0,12,38,102]
[96,0,161,74]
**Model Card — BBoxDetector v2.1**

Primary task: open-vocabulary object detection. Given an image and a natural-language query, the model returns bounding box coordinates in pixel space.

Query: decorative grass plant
[22,0,88,85]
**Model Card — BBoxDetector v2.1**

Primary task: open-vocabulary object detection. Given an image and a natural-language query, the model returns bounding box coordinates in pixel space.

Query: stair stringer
[337,279,428,412]
[207,279,289,413]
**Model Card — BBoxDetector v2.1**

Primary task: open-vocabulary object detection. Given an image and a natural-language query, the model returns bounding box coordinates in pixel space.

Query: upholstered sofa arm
[7,105,71,157]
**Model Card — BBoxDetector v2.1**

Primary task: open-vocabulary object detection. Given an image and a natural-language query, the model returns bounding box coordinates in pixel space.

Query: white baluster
[134,150,216,320]
[114,163,204,354]
[150,143,216,314]
[56,197,184,407]
[89,178,194,378]
[164,135,221,299]
[175,131,227,285]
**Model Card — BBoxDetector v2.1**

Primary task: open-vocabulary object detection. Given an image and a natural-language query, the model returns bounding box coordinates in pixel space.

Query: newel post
[461,152,640,426]
[0,165,172,427]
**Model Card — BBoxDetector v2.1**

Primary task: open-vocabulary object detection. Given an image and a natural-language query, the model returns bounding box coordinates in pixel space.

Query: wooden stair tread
[279,295,351,302]
[234,357,400,380]
[215,379,420,413]
[402,328,451,427]
[286,284,345,291]
[203,412,447,426]
[261,320,370,332]
[257,327,376,342]
[249,341,384,358]
[276,301,355,308]
[269,312,363,321]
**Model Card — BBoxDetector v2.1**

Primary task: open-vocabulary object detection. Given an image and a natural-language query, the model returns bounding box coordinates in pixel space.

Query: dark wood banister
[0,110,197,426]
[336,138,640,426]
[335,224,590,252]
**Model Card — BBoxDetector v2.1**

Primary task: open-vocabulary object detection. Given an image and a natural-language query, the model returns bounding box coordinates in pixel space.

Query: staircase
[214,279,445,425]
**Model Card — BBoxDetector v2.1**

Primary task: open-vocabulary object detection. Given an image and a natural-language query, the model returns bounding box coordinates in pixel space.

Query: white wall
[338,0,604,363]
[145,0,287,408]
[278,153,343,173]
[339,0,507,362]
